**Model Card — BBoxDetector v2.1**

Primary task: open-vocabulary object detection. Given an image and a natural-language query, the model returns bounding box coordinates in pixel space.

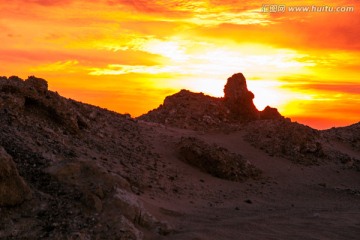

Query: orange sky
[1,0,359,129]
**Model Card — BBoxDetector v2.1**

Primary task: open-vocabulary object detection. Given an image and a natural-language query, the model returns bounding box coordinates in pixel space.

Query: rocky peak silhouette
[140,73,283,129]
[223,73,259,121]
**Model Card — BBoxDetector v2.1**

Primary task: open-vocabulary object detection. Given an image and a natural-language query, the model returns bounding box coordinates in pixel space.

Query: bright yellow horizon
[1,0,359,129]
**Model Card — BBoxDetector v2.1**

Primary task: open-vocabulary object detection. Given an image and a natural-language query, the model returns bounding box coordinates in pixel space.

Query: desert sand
[140,123,360,240]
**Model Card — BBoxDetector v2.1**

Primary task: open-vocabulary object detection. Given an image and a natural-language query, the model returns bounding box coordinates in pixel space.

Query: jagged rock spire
[223,73,259,121]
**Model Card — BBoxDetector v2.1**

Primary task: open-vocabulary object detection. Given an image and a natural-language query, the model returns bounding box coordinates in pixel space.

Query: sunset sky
[1,0,359,129]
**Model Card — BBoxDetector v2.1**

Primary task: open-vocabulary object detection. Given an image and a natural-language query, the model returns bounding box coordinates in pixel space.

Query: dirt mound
[244,120,325,165]
[139,73,284,130]
[322,122,360,171]
[177,137,261,181]
[325,122,360,151]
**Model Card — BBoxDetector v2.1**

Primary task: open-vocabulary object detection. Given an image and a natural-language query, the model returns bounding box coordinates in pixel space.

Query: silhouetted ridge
[139,73,284,130]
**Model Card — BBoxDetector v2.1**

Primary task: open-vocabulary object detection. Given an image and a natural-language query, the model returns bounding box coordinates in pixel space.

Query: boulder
[25,76,48,93]
[109,188,172,235]
[177,137,261,182]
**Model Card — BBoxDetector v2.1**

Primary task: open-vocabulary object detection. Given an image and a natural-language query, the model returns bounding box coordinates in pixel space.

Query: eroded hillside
[1,75,359,240]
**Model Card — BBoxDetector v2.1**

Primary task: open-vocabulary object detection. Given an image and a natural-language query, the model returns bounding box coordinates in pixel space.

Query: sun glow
[142,40,189,62]
[1,0,359,129]
[136,41,314,112]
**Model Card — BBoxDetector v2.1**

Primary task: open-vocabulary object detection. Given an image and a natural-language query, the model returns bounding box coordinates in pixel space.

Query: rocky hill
[139,73,283,130]
[0,76,172,239]
[0,74,359,240]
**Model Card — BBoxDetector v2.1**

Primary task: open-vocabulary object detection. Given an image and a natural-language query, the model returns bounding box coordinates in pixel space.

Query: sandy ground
[138,122,360,240]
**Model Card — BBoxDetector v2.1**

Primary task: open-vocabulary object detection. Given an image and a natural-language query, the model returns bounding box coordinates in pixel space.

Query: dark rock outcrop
[25,76,48,93]
[177,137,261,181]
[260,106,284,120]
[224,73,259,121]
[139,73,283,130]
[0,147,31,206]
[1,76,88,133]
[139,90,228,130]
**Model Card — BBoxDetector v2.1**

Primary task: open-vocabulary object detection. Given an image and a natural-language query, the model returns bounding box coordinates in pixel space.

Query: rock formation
[223,73,259,121]
[260,106,283,120]
[139,73,283,129]
[25,76,48,93]
[139,90,228,130]
[1,76,88,133]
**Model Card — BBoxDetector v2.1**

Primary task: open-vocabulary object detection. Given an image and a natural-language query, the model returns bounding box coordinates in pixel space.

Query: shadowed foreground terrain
[0,74,359,239]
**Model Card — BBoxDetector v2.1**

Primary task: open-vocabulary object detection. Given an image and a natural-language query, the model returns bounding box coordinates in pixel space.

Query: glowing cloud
[0,0,359,128]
